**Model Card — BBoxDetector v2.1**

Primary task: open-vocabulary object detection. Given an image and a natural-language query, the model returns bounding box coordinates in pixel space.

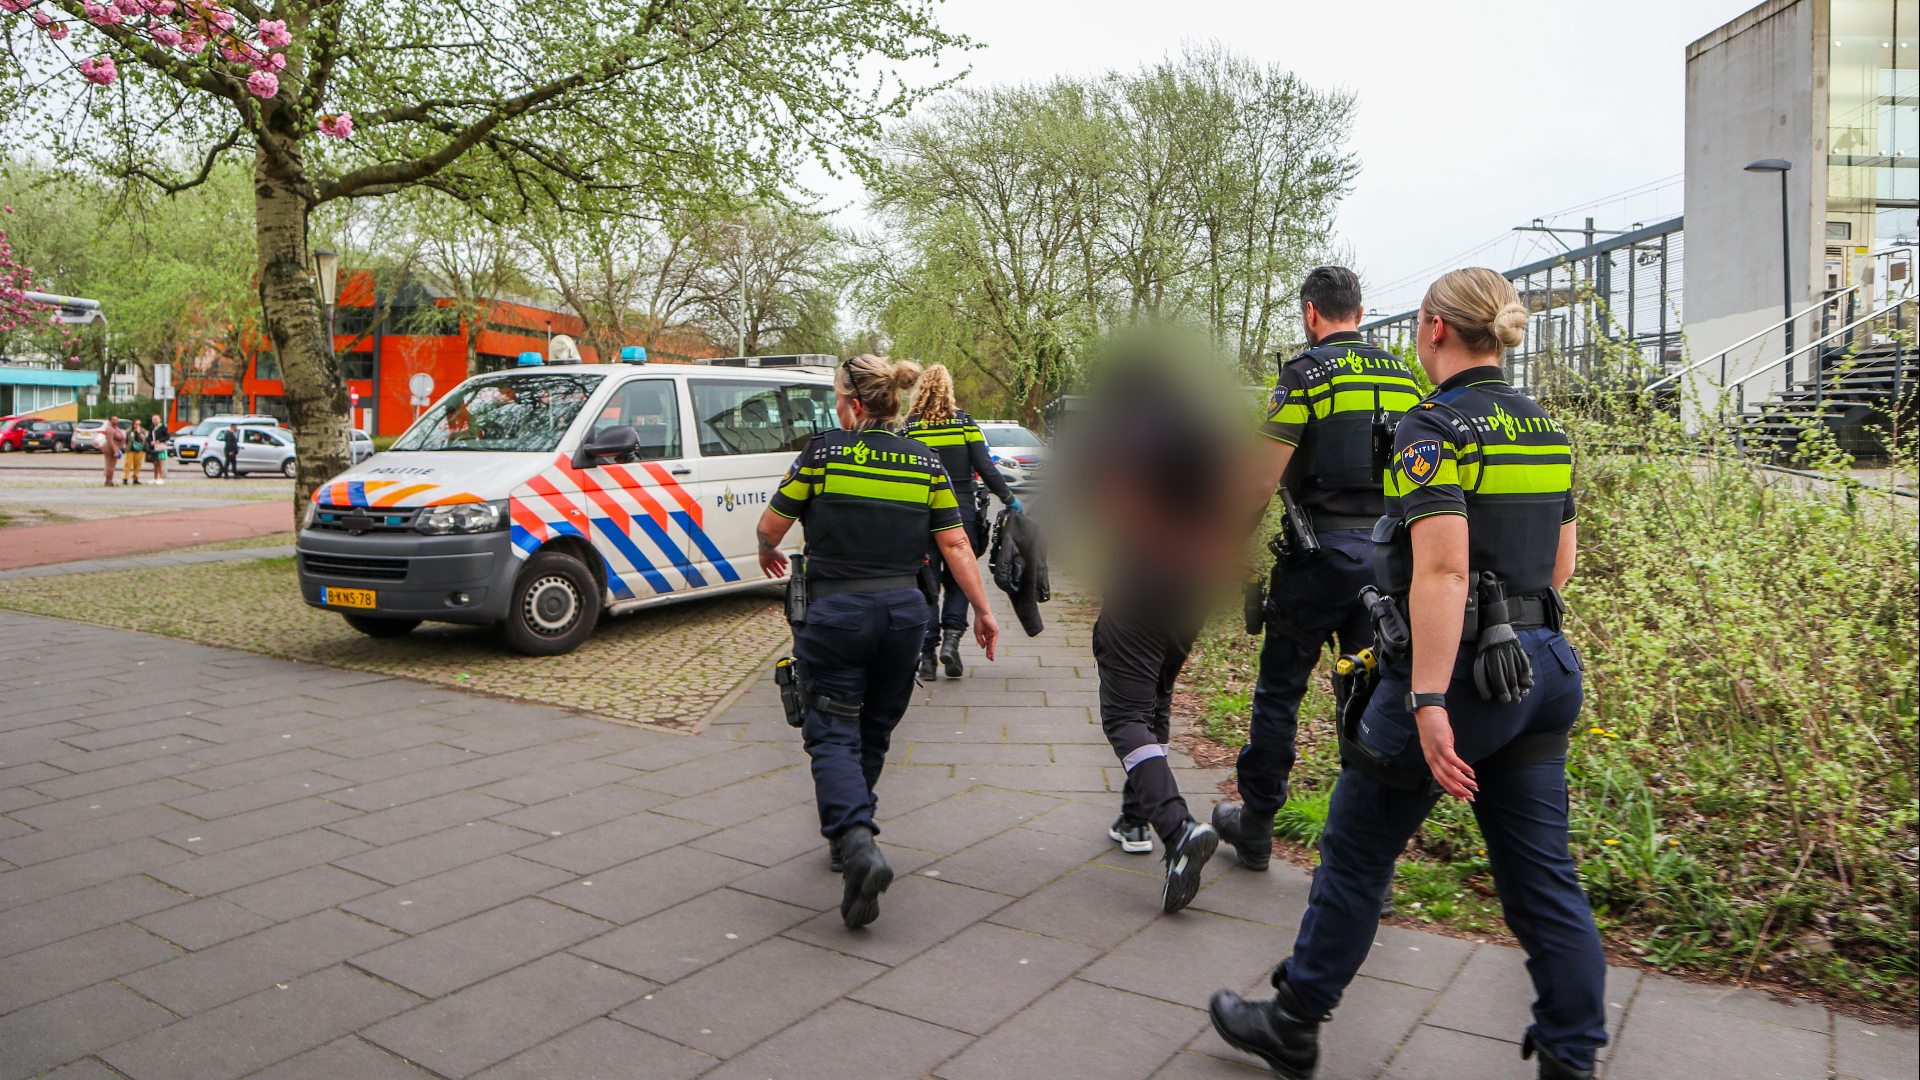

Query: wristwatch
[1405,692,1447,713]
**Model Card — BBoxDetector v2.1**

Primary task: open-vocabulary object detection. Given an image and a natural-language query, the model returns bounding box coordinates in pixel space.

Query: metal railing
[1643,282,1867,395]
[1724,299,1914,418]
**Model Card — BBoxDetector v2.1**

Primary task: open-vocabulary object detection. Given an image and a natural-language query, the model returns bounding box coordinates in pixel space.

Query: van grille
[301,553,410,581]
[311,506,421,532]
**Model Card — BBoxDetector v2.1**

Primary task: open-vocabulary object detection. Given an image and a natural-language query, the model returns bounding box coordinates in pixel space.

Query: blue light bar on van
[620,346,647,363]
[517,351,542,366]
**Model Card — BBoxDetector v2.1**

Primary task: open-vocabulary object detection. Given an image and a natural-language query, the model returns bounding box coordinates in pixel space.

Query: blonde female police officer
[1209,269,1606,1080]
[902,364,1021,680]
[755,355,1000,930]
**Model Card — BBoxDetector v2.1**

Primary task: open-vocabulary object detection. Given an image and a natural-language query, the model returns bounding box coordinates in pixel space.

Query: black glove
[1472,622,1534,703]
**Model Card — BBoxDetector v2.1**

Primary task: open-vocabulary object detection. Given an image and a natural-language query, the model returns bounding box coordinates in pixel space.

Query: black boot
[829,845,844,873]
[834,825,893,929]
[1522,1032,1594,1080]
[918,645,937,681]
[1208,979,1326,1080]
[1211,800,1274,872]
[939,628,964,677]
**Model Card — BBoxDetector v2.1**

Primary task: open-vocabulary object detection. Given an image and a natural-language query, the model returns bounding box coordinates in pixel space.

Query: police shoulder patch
[1400,440,1443,486]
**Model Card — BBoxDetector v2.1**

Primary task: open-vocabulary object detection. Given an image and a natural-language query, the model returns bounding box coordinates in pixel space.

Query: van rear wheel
[501,550,600,656]
[343,614,421,638]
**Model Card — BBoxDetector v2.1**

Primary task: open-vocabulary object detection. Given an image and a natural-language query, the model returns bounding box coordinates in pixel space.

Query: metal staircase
[1731,340,1917,460]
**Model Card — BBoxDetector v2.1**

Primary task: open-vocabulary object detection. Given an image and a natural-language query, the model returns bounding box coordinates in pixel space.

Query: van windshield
[391,372,605,452]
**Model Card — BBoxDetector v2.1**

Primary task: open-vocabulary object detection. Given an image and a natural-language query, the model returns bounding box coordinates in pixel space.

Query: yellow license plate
[322,587,376,609]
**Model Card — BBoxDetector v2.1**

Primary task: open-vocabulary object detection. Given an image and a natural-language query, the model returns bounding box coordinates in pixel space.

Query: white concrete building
[1684,0,1916,416]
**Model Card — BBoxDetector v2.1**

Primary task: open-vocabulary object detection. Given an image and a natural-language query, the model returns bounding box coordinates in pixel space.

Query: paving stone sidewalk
[0,611,1910,1080]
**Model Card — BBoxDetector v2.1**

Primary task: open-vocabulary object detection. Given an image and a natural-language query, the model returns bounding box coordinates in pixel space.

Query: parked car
[350,429,375,464]
[976,421,1051,489]
[173,414,282,463]
[297,363,836,655]
[0,417,25,452]
[71,418,133,452]
[201,424,297,477]
[21,419,74,452]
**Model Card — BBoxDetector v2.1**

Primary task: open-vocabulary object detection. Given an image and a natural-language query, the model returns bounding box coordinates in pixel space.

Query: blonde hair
[1422,267,1528,354]
[907,363,957,424]
[835,354,923,429]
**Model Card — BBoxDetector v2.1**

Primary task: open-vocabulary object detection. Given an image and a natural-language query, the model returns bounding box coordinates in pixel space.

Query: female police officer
[902,363,1021,680]
[1208,269,1606,1080]
[754,354,1001,930]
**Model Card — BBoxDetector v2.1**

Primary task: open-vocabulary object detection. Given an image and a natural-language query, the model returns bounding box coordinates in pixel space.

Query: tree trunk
[254,148,347,513]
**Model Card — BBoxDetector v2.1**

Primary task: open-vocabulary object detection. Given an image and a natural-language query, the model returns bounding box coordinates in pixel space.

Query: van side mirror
[572,424,639,469]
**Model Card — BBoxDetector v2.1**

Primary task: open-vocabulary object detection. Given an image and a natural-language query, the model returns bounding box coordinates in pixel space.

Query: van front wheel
[502,550,600,656]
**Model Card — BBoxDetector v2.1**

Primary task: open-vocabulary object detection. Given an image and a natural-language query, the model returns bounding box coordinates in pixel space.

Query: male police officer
[1212,267,1419,872]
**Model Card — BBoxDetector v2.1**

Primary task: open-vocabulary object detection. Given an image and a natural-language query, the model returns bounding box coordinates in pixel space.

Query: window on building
[255,352,282,380]
[591,379,682,461]
[476,353,518,373]
[253,395,289,424]
[340,352,375,380]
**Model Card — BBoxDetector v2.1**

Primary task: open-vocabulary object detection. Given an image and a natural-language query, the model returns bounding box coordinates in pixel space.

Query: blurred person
[1212,267,1421,879]
[755,354,1001,930]
[219,423,240,478]
[1069,329,1255,913]
[100,415,124,487]
[902,364,1022,680]
[121,420,147,485]
[149,413,169,485]
[1209,269,1603,1080]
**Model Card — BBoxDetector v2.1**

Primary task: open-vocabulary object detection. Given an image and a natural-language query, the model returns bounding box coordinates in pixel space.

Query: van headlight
[302,501,320,529]
[415,500,507,535]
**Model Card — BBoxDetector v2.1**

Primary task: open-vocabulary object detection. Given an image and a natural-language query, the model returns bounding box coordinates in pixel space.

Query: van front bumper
[296,528,519,625]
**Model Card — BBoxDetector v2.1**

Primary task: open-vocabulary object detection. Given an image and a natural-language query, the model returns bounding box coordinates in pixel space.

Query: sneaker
[1162,820,1218,914]
[1108,816,1153,855]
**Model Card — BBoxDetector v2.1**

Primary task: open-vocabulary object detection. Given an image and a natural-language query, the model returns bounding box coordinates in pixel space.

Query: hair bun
[1491,302,1528,349]
[892,359,923,390]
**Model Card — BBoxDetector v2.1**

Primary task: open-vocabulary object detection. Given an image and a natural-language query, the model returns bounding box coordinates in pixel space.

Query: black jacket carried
[988,507,1049,637]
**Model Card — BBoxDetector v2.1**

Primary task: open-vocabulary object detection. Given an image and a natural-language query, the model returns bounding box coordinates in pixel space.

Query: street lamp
[721,222,748,359]
[1744,159,1794,379]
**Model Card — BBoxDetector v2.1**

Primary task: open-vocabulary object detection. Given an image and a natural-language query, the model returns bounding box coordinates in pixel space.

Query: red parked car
[0,417,28,452]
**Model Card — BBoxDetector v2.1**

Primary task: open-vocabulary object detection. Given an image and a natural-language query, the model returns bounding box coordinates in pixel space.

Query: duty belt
[1496,593,1558,632]
[1311,512,1380,532]
[809,574,921,599]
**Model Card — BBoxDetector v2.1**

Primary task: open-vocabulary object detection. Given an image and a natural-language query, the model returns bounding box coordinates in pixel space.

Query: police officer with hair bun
[1210,268,1606,1080]
[755,354,1000,930]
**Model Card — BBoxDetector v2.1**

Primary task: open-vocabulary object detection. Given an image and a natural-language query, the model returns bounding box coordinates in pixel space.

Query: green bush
[1274,791,1331,846]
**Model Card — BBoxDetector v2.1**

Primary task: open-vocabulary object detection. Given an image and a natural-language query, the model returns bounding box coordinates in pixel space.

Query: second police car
[297,356,837,655]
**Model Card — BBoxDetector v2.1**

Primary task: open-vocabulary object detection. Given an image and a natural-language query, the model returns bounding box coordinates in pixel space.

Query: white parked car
[977,422,1051,489]
[201,425,298,477]
[71,418,131,452]
[297,362,838,655]
[172,414,282,464]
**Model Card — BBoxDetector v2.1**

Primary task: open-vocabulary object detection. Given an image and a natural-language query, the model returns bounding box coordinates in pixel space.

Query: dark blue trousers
[792,588,928,840]
[1237,529,1375,816]
[1278,629,1608,1070]
[924,515,982,648]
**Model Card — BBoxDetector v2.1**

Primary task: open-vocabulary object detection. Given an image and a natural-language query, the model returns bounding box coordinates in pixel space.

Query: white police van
[297,352,839,655]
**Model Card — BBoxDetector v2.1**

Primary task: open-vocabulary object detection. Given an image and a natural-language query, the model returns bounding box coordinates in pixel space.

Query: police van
[296,357,839,655]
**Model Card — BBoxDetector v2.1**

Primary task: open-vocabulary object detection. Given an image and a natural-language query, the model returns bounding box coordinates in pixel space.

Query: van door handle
[670,467,692,475]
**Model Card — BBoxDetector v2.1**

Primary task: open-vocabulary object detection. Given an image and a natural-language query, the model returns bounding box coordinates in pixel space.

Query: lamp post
[721,222,748,359]
[312,248,342,426]
[1744,159,1794,382]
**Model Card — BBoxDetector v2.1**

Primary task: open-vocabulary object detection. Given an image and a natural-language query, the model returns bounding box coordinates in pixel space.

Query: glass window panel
[691,379,792,456]
[595,379,682,460]
[392,372,604,452]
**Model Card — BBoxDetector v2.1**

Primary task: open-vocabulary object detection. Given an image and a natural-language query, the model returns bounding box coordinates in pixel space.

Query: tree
[688,207,841,357]
[406,195,531,376]
[1,0,964,507]
[858,45,1357,422]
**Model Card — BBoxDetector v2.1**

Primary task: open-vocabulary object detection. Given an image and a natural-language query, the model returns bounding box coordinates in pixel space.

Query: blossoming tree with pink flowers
[0,0,962,506]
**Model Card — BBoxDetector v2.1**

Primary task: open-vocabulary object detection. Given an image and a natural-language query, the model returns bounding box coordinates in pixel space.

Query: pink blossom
[151,0,174,12]
[318,112,353,139]
[245,70,277,98]
[87,3,123,26]
[0,0,34,14]
[256,51,285,72]
[79,56,118,85]
[179,32,206,53]
[151,25,182,47]
[208,8,233,30]
[46,19,68,39]
[258,19,290,48]
[30,10,50,26]
[113,0,141,15]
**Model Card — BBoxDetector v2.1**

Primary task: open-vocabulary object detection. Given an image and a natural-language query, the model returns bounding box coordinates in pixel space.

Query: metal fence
[1360,217,1685,395]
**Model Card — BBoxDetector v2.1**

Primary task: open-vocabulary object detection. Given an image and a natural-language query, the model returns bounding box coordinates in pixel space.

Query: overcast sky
[814,0,1762,317]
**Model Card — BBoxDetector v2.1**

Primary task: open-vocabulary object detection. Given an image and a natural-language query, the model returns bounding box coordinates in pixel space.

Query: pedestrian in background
[902,363,1021,680]
[121,420,147,486]
[148,413,169,485]
[219,423,240,479]
[100,415,125,487]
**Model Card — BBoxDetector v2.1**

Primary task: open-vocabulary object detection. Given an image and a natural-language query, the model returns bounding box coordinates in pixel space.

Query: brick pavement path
[0,501,292,571]
[0,610,1910,1080]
